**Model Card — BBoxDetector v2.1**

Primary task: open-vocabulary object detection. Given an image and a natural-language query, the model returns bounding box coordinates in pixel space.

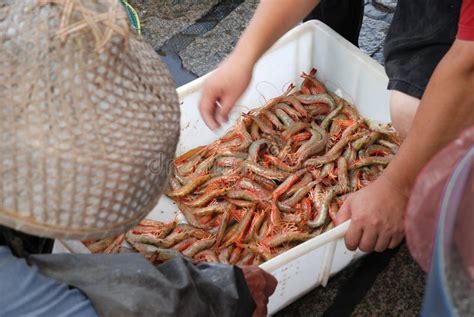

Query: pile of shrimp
[85,69,400,266]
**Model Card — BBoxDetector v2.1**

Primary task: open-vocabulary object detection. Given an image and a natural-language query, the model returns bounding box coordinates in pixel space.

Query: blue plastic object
[120,0,141,35]
[421,148,474,317]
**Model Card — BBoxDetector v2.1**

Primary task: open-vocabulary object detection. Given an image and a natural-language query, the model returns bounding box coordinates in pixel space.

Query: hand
[199,53,254,130]
[335,175,407,252]
[241,266,277,317]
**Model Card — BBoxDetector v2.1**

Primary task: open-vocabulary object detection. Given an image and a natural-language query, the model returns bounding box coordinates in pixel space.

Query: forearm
[384,39,474,194]
[232,0,320,65]
[30,253,256,317]
[0,247,98,316]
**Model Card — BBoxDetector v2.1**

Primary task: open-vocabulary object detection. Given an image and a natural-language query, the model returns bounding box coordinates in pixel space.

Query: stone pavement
[130,0,397,79]
[129,0,426,315]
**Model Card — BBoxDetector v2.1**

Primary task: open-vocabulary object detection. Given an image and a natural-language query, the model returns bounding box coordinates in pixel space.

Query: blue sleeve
[0,246,98,317]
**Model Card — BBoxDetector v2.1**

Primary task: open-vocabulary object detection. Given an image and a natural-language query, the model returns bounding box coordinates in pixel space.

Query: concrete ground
[129,0,426,315]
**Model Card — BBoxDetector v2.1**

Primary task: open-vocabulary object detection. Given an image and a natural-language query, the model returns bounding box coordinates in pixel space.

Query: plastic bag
[405,125,474,272]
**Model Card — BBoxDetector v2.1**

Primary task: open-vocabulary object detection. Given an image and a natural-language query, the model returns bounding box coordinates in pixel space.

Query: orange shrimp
[292,131,312,142]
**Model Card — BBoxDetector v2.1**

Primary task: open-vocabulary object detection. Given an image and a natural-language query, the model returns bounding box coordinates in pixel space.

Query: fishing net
[0,0,180,240]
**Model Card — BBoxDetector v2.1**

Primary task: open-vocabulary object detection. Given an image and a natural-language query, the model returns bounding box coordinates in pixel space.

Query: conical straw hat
[0,0,180,240]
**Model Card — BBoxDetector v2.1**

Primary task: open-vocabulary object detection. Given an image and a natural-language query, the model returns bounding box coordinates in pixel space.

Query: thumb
[215,92,240,125]
[199,84,221,131]
[335,200,351,225]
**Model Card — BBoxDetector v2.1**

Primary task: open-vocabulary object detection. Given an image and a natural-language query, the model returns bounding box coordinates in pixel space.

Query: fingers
[359,229,378,252]
[374,233,391,252]
[199,86,220,131]
[262,270,277,297]
[388,234,404,249]
[252,303,267,317]
[199,86,239,130]
[347,224,404,253]
[241,266,277,317]
[344,222,363,251]
[215,94,238,125]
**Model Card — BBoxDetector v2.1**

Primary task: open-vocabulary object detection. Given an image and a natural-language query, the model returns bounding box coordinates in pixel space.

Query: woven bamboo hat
[0,0,180,239]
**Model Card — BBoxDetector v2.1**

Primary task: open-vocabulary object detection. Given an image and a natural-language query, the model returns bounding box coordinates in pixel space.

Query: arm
[232,0,321,69]
[384,39,474,194]
[30,252,276,317]
[336,39,474,252]
[0,246,98,317]
[200,0,320,130]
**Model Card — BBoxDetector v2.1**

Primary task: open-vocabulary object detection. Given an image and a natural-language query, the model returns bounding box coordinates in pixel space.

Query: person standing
[199,0,474,252]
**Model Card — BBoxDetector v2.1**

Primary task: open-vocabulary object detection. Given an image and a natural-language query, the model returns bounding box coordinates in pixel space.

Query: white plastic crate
[55,20,391,315]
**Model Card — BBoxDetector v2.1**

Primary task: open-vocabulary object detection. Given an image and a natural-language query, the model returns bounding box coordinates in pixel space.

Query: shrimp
[227,189,267,202]
[194,202,230,217]
[295,122,328,164]
[366,144,392,156]
[321,103,343,130]
[214,205,232,247]
[226,198,256,208]
[263,231,311,248]
[174,146,206,166]
[194,250,219,263]
[234,118,253,151]
[272,96,308,117]
[281,180,319,207]
[300,69,327,94]
[307,188,335,228]
[248,139,270,162]
[251,121,260,140]
[342,146,357,165]
[304,120,362,167]
[295,93,336,110]
[285,173,313,197]
[239,178,272,198]
[242,161,289,181]
[243,113,275,135]
[273,102,302,119]
[352,131,380,151]
[185,188,228,208]
[246,209,268,242]
[229,247,243,264]
[262,110,285,130]
[192,154,217,176]
[274,108,295,127]
[306,103,331,116]
[281,122,310,140]
[218,246,233,264]
[173,237,198,252]
[216,156,244,168]
[377,139,400,154]
[263,154,299,173]
[222,207,254,247]
[349,156,393,170]
[320,162,335,179]
[167,174,213,198]
[183,238,216,257]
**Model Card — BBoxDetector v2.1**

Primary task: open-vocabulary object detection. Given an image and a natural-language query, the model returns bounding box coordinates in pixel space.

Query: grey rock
[364,2,390,21]
[359,15,390,56]
[129,0,218,49]
[373,0,397,12]
[179,0,258,76]
[371,49,385,65]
